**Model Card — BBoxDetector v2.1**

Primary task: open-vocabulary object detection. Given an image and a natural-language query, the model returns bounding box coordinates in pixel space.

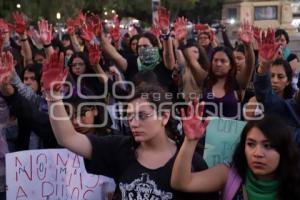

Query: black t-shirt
[84,135,218,200]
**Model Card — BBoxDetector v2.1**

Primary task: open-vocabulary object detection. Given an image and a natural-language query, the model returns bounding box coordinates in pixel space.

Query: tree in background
[0,0,222,26]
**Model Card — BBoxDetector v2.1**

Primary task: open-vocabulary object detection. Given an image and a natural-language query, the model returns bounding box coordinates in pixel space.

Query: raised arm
[182,46,208,85]
[37,19,54,58]
[42,52,92,158]
[236,20,255,89]
[100,33,127,71]
[171,101,228,192]
[13,12,33,66]
[0,51,15,96]
[254,28,284,110]
[158,7,175,71]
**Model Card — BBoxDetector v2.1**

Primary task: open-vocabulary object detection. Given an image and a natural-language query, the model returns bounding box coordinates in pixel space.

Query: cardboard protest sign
[203,118,246,167]
[6,149,115,200]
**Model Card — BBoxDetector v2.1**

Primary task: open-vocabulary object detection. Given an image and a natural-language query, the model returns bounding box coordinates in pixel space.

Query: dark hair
[232,115,300,199]
[63,87,112,136]
[205,46,237,93]
[67,51,106,98]
[272,59,294,99]
[132,70,160,87]
[138,32,159,47]
[275,29,289,44]
[129,34,140,54]
[21,63,42,93]
[234,44,245,55]
[33,50,46,60]
[62,34,71,41]
[68,52,95,78]
[126,84,182,148]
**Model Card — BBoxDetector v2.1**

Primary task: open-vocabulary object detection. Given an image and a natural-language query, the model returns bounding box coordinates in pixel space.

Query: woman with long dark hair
[42,52,217,199]
[171,106,300,199]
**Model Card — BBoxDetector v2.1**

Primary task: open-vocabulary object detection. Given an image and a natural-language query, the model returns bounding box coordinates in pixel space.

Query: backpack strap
[222,167,242,200]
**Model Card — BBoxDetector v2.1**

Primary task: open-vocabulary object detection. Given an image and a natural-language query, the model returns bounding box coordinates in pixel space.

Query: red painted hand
[109,15,120,43]
[253,26,261,44]
[88,44,101,66]
[181,100,210,140]
[259,28,280,62]
[239,19,253,44]
[174,17,188,42]
[157,6,170,33]
[12,12,26,34]
[194,23,208,32]
[0,19,9,34]
[42,52,68,92]
[37,19,53,45]
[80,25,95,43]
[66,19,76,36]
[150,25,161,38]
[87,14,102,38]
[0,52,14,84]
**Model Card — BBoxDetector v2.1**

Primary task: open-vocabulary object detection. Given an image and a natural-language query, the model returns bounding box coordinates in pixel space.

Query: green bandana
[137,47,160,71]
[245,170,279,200]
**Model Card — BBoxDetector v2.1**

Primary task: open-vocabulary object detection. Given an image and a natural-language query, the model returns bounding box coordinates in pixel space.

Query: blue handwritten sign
[203,118,246,167]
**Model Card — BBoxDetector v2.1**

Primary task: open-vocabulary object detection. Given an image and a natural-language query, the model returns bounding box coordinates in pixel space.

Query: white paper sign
[6,149,116,200]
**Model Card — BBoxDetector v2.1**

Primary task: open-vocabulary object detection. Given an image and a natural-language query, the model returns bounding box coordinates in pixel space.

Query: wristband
[45,96,63,102]
[20,38,28,42]
[43,43,52,48]
[160,32,170,41]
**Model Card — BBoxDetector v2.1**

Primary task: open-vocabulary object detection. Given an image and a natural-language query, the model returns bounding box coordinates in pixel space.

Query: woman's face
[276,34,287,48]
[137,37,153,52]
[23,70,39,92]
[130,39,138,55]
[198,33,210,47]
[66,105,97,134]
[245,127,280,180]
[189,46,199,60]
[233,51,245,73]
[71,57,86,76]
[126,98,169,143]
[271,64,289,97]
[212,51,232,78]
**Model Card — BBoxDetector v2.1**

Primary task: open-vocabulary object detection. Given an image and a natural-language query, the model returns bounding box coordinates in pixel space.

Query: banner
[203,118,246,167]
[6,149,116,200]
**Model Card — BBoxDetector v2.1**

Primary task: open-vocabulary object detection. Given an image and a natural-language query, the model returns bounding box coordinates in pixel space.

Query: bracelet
[159,32,170,41]
[43,43,52,48]
[20,38,28,42]
[45,96,63,102]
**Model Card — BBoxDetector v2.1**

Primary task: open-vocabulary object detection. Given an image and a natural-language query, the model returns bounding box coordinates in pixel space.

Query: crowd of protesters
[0,6,300,200]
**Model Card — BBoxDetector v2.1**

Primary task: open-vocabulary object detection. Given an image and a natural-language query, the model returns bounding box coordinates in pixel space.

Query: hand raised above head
[109,15,120,43]
[12,11,27,35]
[37,19,53,45]
[157,6,170,33]
[88,44,101,66]
[181,100,210,140]
[80,24,95,43]
[239,19,253,45]
[42,52,68,92]
[258,28,280,63]
[0,51,14,85]
[174,17,188,42]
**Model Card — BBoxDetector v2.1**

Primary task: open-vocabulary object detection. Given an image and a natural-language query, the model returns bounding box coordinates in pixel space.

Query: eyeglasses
[123,112,155,126]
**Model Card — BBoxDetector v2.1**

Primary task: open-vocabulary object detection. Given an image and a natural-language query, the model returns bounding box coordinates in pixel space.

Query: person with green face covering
[133,32,174,92]
[171,107,300,200]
